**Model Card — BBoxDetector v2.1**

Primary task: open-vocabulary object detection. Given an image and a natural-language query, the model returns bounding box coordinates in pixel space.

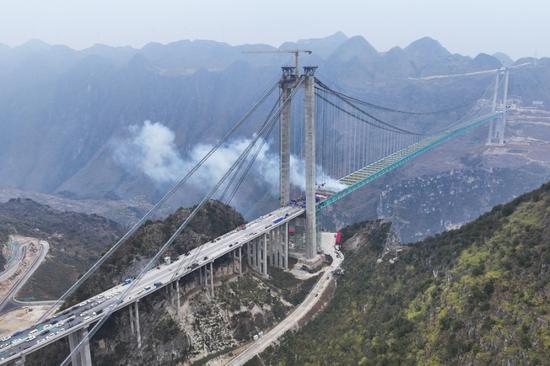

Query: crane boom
[242,49,312,76]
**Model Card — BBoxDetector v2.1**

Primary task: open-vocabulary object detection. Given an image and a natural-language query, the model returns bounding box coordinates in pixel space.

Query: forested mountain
[256,182,550,365]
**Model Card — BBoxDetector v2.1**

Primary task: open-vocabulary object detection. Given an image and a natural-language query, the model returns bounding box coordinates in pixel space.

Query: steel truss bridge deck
[317,112,502,209]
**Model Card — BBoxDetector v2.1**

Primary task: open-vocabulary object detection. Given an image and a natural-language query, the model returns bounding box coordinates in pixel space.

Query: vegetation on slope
[67,200,245,305]
[257,183,550,365]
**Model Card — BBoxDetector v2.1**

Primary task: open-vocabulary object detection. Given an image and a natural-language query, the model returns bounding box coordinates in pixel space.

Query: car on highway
[123,278,134,285]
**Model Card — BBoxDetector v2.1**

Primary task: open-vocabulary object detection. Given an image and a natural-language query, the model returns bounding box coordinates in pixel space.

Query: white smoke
[114,121,346,195]
[113,121,187,184]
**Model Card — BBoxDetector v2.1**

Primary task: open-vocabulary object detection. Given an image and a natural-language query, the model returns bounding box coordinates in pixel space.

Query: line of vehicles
[0,206,304,362]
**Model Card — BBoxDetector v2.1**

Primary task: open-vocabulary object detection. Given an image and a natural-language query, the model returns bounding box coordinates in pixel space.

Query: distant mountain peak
[331,35,379,63]
[470,53,502,70]
[296,31,348,44]
[279,32,350,59]
[492,52,514,67]
[17,39,51,51]
[405,36,450,58]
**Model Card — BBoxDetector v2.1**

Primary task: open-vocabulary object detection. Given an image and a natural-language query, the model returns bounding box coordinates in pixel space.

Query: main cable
[315,83,428,136]
[218,97,280,202]
[315,92,426,136]
[39,81,279,322]
[59,79,299,366]
[167,77,304,285]
[316,77,480,116]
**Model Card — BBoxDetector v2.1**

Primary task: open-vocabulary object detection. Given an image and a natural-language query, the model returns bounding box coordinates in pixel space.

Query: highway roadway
[0,240,49,315]
[0,205,305,365]
[0,242,26,282]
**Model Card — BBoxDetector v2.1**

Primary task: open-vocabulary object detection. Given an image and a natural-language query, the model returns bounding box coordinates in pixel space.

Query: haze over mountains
[1,32,550,229]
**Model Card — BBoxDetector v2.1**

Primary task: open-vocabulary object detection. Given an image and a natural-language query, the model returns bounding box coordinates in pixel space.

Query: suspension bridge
[0,61,522,365]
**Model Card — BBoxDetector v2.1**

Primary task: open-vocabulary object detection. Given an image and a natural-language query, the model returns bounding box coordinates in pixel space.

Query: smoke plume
[114,121,345,197]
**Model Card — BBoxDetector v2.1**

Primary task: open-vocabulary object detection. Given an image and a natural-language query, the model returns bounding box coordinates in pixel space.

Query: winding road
[226,232,343,366]
[0,238,49,315]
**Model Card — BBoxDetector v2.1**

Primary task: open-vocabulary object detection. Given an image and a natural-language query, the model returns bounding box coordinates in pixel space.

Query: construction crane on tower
[242,49,312,76]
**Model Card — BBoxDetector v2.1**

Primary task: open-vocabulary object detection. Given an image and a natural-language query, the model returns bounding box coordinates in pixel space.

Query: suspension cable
[219,97,280,202]
[39,81,279,322]
[316,78,476,115]
[315,92,426,136]
[315,84,428,135]
[60,78,300,366]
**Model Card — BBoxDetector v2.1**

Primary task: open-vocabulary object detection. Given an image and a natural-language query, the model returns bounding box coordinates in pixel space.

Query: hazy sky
[0,0,547,59]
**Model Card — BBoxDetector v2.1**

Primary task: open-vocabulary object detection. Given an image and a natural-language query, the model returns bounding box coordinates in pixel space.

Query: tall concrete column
[284,222,289,270]
[280,81,292,206]
[238,246,242,275]
[79,329,93,366]
[304,67,317,259]
[251,241,256,269]
[129,305,135,335]
[176,280,181,316]
[209,262,214,297]
[134,301,142,349]
[275,228,280,268]
[263,234,268,277]
[255,240,260,271]
[203,266,208,292]
[67,331,81,366]
[68,328,92,366]
[247,242,251,268]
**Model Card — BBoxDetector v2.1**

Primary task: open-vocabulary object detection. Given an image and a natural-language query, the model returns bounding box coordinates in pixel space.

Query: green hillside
[257,183,550,365]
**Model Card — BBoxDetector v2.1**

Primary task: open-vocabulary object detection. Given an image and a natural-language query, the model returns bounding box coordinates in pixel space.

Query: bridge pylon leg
[303,67,317,259]
[279,73,293,206]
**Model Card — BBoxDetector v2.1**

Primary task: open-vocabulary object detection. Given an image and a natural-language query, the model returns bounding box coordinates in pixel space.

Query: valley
[1,12,549,365]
